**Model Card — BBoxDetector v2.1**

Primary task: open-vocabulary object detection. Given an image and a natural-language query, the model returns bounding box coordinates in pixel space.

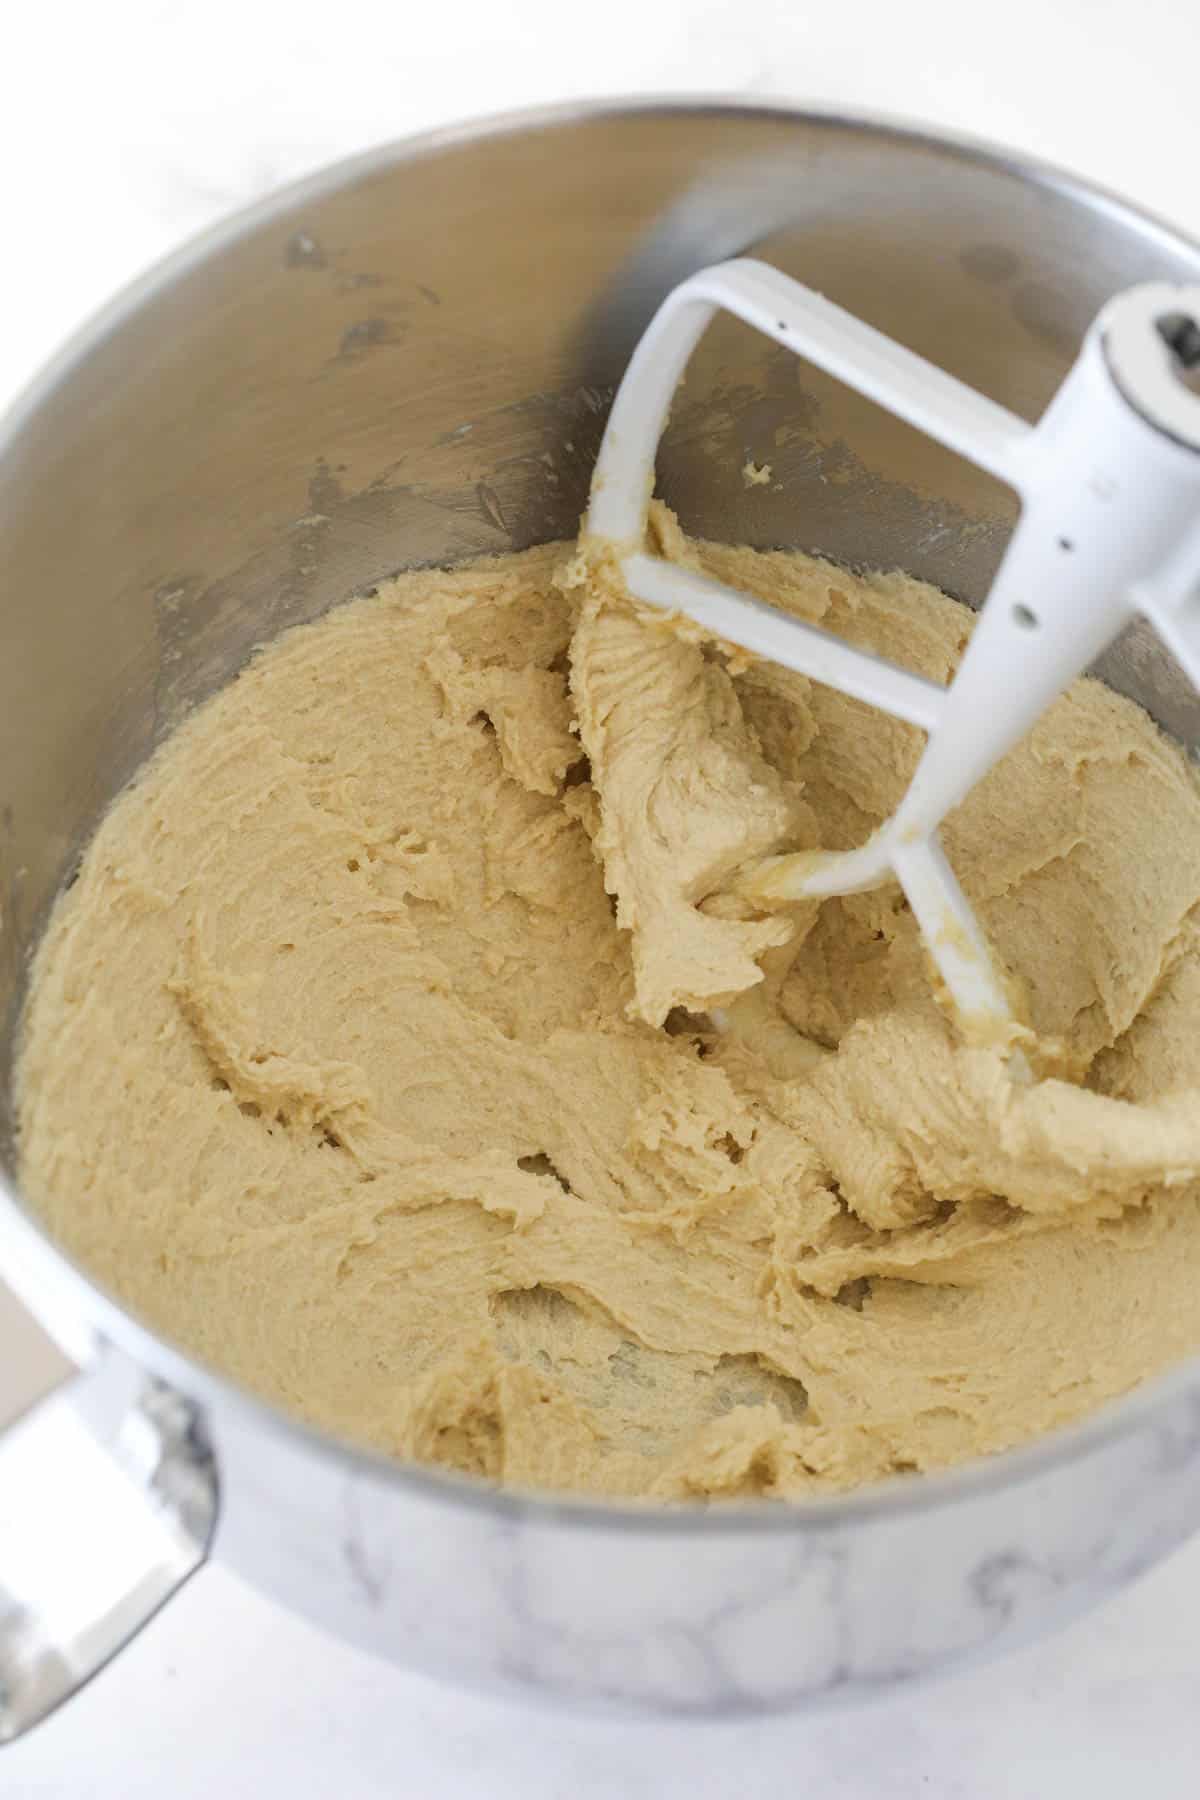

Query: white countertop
[5,0,1200,1791]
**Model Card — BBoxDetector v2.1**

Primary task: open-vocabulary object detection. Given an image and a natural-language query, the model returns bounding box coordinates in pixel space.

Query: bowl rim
[3,91,1199,1538]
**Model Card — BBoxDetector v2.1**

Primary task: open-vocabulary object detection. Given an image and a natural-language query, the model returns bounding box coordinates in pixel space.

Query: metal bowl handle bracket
[0,1332,217,1743]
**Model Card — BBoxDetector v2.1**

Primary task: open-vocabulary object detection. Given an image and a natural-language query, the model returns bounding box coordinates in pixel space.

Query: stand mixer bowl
[3,101,1200,1731]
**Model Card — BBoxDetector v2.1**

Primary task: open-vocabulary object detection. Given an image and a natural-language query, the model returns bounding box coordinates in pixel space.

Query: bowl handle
[0,1342,217,1743]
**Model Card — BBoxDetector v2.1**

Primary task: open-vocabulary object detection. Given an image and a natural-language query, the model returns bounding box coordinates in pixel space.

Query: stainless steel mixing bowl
[4,100,1200,1739]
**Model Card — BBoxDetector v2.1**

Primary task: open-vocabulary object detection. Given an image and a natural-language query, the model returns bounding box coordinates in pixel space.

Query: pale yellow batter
[18,511,1200,1499]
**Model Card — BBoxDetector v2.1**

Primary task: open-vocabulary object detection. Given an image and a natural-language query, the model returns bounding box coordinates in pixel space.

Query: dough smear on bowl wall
[19,501,1200,1501]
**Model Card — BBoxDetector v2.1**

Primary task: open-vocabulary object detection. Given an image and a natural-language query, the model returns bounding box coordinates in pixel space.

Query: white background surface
[4,0,1200,1792]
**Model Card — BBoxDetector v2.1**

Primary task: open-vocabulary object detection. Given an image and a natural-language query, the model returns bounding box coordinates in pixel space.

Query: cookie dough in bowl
[18,508,1200,1501]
